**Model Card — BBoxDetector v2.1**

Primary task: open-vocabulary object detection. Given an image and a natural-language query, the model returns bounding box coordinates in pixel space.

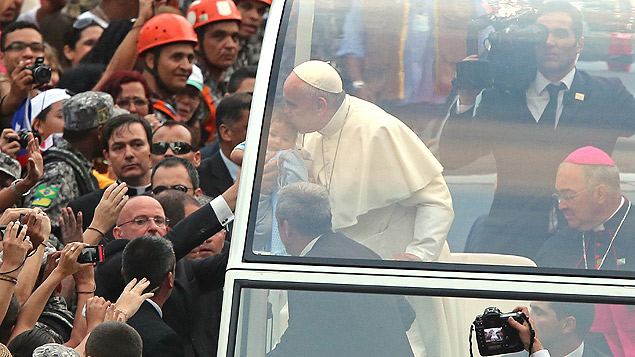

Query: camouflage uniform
[24,92,114,232]
[234,34,263,69]
[32,342,79,357]
[200,65,231,106]
[0,152,21,181]
[24,135,97,227]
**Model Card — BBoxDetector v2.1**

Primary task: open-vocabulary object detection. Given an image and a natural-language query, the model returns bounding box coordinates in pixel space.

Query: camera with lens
[473,307,526,356]
[25,57,51,86]
[12,129,40,149]
[454,9,549,92]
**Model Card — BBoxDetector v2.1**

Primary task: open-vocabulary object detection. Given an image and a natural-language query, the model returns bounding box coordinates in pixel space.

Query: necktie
[539,82,567,129]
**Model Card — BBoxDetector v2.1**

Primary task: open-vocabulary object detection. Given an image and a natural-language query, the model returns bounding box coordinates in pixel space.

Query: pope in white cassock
[283,60,454,262]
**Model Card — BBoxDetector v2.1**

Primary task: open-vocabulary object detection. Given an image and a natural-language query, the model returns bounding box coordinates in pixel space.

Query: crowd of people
[0,0,630,355]
[0,0,262,355]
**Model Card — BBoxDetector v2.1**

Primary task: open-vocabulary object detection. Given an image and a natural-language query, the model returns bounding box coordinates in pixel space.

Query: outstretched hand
[91,182,128,233]
[114,277,154,319]
[60,207,83,244]
[1,221,33,275]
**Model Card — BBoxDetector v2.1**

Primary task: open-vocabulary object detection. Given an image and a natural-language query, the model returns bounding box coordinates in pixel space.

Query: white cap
[186,64,204,92]
[292,60,343,93]
[30,89,71,121]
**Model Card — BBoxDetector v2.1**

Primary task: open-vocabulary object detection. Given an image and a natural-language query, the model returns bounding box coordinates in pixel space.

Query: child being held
[230,107,310,255]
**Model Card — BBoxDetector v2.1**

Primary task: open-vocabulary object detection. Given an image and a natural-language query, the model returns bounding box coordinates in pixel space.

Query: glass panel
[246,0,635,274]
[234,287,627,356]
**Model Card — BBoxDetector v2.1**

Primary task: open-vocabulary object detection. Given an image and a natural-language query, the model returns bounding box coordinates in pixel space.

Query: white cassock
[303,94,454,261]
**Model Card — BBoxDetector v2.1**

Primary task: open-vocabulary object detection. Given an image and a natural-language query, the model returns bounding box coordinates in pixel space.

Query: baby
[231,108,310,255]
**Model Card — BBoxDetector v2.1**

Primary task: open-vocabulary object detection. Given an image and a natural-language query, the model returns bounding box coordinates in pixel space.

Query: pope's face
[282,73,323,134]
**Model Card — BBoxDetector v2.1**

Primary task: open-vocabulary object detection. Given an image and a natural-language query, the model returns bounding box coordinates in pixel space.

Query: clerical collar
[532,68,576,96]
[592,196,625,232]
[319,94,350,137]
[220,149,239,181]
[299,235,322,257]
[116,180,151,197]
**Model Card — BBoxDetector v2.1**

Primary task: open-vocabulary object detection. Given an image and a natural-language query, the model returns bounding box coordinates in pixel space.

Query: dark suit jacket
[536,199,635,271]
[267,232,414,357]
[198,151,234,198]
[95,203,228,357]
[127,301,185,357]
[439,69,635,258]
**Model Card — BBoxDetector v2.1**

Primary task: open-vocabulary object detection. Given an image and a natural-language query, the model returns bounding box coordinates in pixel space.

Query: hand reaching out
[114,278,154,319]
[59,207,83,244]
[53,242,88,277]
[91,182,128,233]
[85,296,111,332]
[23,133,43,187]
[1,221,33,275]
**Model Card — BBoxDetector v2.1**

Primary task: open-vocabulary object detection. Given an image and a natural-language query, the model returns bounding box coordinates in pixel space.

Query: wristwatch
[352,80,366,90]
[10,179,29,199]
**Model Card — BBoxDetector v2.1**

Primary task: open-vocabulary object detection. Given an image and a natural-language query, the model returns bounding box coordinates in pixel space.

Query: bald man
[95,184,237,357]
[283,60,454,262]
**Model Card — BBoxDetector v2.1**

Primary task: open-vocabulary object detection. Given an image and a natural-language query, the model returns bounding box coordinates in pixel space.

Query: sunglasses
[73,18,103,30]
[3,41,44,52]
[151,142,194,155]
[152,184,191,195]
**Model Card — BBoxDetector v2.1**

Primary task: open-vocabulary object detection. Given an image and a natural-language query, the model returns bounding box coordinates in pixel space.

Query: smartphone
[77,245,105,264]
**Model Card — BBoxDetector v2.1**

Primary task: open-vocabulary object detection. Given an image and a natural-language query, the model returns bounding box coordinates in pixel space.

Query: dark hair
[86,321,142,357]
[153,121,199,150]
[57,64,106,94]
[152,156,200,190]
[1,22,41,51]
[101,114,152,152]
[122,235,175,293]
[276,182,333,237]
[97,70,153,114]
[0,295,19,344]
[7,325,61,357]
[63,22,102,50]
[155,189,201,227]
[549,302,595,338]
[216,92,252,133]
[227,65,257,94]
[538,1,584,39]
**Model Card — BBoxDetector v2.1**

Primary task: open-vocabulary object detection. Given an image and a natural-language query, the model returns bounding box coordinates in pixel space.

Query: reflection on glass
[249,0,635,273]
[236,288,625,357]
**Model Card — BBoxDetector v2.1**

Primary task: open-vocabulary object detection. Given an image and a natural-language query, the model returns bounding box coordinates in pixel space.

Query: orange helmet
[137,13,198,55]
[186,0,242,30]
[256,0,272,5]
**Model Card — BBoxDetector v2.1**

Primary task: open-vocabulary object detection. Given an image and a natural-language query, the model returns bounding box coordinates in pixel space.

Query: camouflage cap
[32,343,80,357]
[62,91,115,131]
[0,152,21,180]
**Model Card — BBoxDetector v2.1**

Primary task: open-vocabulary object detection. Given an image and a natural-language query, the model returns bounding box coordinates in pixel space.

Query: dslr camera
[12,129,40,149]
[25,57,51,86]
[473,307,526,356]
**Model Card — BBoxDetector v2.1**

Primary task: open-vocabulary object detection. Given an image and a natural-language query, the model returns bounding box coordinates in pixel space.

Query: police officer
[24,91,114,238]
[137,13,198,123]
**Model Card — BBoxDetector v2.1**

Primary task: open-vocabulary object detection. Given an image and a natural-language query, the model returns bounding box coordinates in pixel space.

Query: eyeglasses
[151,142,194,155]
[72,18,103,30]
[116,97,149,109]
[152,184,192,195]
[117,216,169,228]
[553,186,596,203]
[3,41,44,52]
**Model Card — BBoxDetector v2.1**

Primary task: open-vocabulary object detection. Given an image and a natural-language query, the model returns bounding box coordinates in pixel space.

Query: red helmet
[187,0,242,30]
[137,13,198,55]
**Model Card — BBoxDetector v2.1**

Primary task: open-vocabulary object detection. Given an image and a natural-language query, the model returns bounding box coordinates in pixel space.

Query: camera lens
[32,66,51,85]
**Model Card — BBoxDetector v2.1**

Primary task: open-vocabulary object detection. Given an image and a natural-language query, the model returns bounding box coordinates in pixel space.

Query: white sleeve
[210,195,234,226]
[401,174,454,261]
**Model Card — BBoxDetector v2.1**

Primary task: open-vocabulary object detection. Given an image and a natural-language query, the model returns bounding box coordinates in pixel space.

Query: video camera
[454,9,549,92]
[472,307,527,356]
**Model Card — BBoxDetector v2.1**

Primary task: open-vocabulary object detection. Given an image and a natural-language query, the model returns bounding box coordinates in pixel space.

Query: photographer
[439,1,635,259]
[508,306,548,356]
[0,22,47,127]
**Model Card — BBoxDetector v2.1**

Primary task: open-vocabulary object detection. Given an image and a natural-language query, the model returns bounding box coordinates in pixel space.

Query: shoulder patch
[31,185,58,208]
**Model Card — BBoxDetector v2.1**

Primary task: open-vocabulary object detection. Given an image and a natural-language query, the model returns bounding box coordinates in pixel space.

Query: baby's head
[268,107,298,151]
